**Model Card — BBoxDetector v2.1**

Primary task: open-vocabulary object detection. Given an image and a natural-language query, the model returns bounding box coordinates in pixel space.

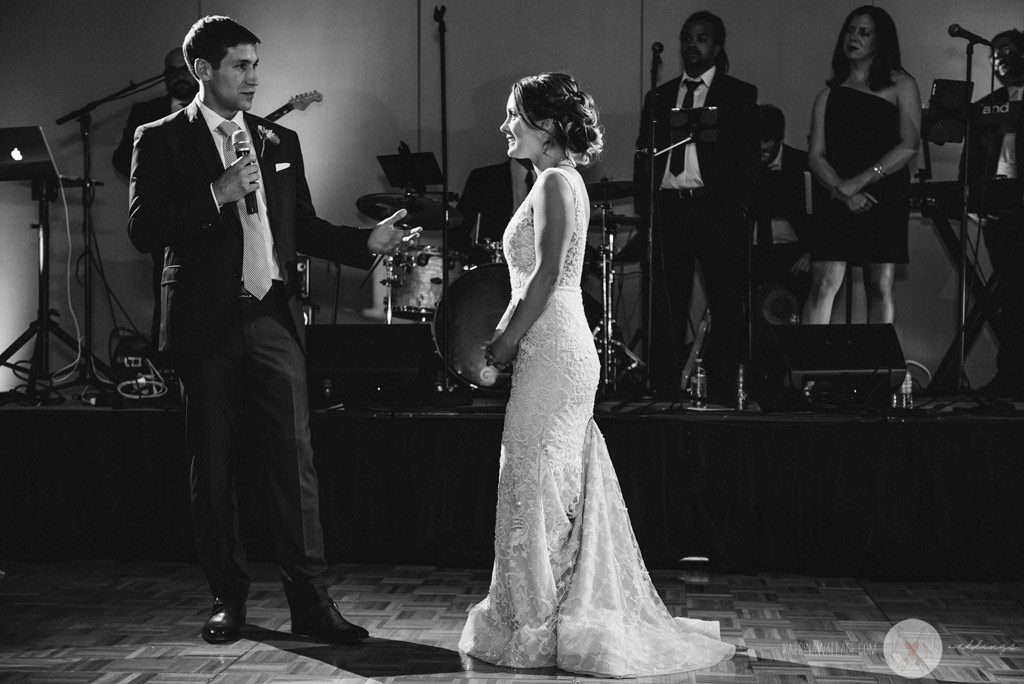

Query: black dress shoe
[202,598,246,644]
[291,600,368,643]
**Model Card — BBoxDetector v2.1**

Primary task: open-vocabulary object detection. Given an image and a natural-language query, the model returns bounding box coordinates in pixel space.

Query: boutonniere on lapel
[257,125,280,158]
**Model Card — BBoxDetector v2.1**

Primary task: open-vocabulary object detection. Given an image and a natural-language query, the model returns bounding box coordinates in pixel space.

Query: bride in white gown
[457,72,736,678]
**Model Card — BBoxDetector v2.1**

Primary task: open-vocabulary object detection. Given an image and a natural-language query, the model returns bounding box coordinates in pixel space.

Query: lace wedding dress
[458,166,736,678]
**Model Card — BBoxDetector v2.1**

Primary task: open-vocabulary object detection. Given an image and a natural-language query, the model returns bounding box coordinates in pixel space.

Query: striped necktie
[217,120,272,300]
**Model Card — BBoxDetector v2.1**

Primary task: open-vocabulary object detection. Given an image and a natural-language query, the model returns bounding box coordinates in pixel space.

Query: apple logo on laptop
[10,147,23,161]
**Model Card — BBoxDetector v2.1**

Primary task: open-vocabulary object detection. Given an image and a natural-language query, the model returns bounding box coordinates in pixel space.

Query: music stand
[925,79,973,145]
[377,150,444,194]
[668,106,719,146]
[0,126,107,402]
[646,107,722,391]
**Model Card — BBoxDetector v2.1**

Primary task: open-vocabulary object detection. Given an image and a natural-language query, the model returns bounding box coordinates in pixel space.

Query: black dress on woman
[812,86,910,264]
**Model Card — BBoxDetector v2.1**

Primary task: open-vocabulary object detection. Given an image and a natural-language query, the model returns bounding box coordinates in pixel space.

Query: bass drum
[433,263,513,391]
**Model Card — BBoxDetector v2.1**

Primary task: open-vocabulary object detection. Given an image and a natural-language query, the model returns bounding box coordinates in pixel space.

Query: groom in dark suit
[634,10,758,402]
[128,16,414,644]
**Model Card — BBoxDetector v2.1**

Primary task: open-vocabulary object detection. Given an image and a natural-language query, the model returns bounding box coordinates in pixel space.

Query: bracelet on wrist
[872,164,886,178]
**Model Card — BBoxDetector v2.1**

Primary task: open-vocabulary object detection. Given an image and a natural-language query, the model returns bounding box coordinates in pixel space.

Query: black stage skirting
[1,404,1022,580]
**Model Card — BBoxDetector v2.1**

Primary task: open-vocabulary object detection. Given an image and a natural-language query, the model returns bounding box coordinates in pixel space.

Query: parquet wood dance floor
[0,562,1022,683]
[2,565,1024,679]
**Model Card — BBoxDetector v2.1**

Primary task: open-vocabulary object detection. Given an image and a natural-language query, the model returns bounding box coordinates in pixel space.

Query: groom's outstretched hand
[367,208,422,254]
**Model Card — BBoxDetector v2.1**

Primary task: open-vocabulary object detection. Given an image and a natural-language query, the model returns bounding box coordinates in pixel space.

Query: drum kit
[355,178,643,394]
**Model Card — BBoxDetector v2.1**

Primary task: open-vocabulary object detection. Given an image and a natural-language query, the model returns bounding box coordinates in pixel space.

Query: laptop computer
[0,126,58,182]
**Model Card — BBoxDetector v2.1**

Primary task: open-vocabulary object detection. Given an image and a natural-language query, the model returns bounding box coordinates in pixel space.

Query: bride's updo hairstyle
[512,72,604,166]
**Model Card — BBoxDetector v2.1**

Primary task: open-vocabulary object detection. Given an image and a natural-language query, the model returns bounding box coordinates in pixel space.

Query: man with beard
[114,47,200,348]
[633,10,759,403]
[961,29,1024,399]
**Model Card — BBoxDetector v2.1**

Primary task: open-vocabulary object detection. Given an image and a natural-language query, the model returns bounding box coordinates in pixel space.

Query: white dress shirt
[196,97,282,282]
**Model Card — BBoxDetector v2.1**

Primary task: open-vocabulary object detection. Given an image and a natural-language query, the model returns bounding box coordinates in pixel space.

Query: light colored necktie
[217,120,272,299]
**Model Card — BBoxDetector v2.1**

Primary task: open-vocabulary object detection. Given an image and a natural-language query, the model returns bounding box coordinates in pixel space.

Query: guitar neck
[264,103,293,123]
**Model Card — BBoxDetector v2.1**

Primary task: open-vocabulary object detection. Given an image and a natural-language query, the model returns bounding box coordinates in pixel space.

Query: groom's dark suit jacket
[127,101,371,353]
[633,73,759,218]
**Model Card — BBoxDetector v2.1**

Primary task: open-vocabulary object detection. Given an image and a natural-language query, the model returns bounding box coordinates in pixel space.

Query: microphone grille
[230,128,251,150]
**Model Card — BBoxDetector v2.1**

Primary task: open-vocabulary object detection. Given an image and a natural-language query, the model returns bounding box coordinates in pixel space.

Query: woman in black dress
[803,5,921,324]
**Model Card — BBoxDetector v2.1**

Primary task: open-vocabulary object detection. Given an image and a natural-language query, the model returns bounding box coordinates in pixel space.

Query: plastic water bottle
[897,370,914,409]
[736,364,748,410]
[693,358,707,408]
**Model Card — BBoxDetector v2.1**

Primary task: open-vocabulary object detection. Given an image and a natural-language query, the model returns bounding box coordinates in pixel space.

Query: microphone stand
[642,43,662,393]
[954,39,977,392]
[53,68,177,388]
[433,5,465,403]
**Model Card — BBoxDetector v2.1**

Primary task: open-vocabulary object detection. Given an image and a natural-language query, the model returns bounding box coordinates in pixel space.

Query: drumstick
[359,254,385,289]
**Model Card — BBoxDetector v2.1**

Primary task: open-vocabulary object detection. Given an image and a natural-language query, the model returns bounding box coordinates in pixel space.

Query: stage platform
[2,394,1022,581]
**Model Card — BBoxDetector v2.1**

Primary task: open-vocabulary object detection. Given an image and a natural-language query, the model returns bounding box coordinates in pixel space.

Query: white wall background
[1,0,1017,391]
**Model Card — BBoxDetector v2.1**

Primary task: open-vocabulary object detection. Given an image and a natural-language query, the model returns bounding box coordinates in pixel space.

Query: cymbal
[586,179,633,202]
[356,193,462,230]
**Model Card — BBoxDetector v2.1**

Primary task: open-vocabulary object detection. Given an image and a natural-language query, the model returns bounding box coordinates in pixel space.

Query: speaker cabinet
[305,324,437,405]
[753,323,906,408]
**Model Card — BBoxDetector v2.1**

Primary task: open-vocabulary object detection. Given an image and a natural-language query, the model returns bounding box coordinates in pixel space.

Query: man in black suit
[455,157,533,263]
[634,10,758,401]
[751,104,811,317]
[960,29,1024,398]
[113,47,199,348]
[128,16,414,644]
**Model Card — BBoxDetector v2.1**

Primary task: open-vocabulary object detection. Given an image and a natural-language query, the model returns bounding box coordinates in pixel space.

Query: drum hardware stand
[480,237,505,264]
[591,202,643,394]
[380,255,399,325]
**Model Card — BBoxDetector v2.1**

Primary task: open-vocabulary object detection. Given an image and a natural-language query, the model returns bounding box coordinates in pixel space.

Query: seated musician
[751,104,811,315]
[454,157,534,265]
[960,29,1024,399]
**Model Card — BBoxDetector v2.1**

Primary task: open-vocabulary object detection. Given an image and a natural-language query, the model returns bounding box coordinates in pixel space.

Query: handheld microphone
[230,129,258,215]
[948,24,990,46]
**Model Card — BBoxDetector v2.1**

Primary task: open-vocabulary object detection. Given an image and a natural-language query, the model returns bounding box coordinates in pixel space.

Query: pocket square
[275,162,291,172]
